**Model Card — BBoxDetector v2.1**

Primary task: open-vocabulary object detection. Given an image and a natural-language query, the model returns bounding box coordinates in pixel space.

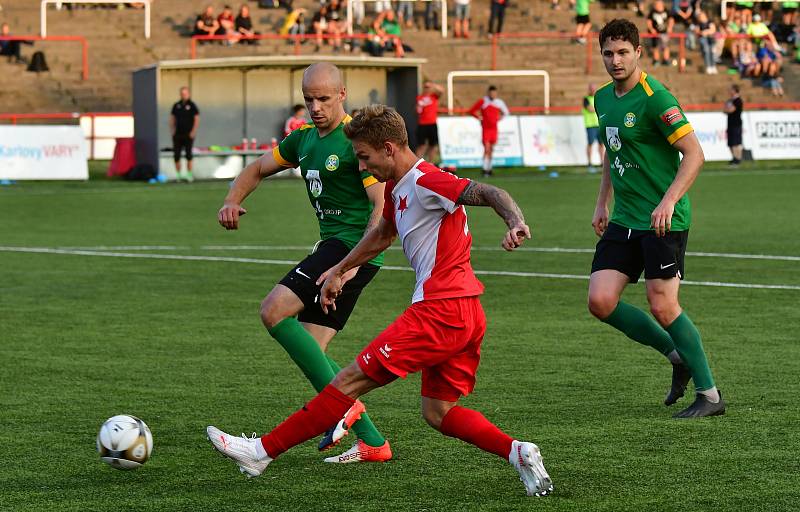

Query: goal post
[446,70,550,115]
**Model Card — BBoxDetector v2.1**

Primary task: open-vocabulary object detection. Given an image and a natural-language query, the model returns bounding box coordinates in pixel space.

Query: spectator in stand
[367,8,406,57]
[468,85,509,177]
[488,0,507,36]
[424,0,441,31]
[781,1,798,26]
[734,1,753,26]
[773,4,798,42]
[236,4,259,44]
[284,104,308,137]
[311,4,340,52]
[738,39,760,76]
[574,0,592,44]
[415,80,444,162]
[327,0,345,49]
[374,1,393,14]
[194,5,220,42]
[0,22,30,63]
[279,8,307,38]
[695,11,718,74]
[218,5,239,44]
[397,1,415,28]
[582,83,604,174]
[647,0,674,66]
[454,0,471,38]
[748,13,783,93]
[723,84,743,166]
[170,86,200,182]
[672,0,695,50]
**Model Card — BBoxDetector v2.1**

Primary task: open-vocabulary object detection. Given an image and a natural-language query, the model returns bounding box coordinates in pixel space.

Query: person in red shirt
[415,80,444,163]
[284,104,308,137]
[468,85,509,177]
[207,104,554,498]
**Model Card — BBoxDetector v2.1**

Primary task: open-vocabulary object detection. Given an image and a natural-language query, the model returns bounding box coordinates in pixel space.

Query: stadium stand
[0,0,797,115]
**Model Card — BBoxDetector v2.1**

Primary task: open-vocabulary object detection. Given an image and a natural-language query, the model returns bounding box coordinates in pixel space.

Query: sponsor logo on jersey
[606,127,622,152]
[624,112,636,128]
[660,107,684,126]
[325,154,340,171]
[306,169,323,197]
[397,195,408,218]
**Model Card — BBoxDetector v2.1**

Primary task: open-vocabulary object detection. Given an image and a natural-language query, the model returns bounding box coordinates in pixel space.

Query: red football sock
[260,384,355,459]
[439,405,514,460]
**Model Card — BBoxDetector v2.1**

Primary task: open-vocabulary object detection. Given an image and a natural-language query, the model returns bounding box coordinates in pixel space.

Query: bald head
[302,63,346,135]
[302,62,344,91]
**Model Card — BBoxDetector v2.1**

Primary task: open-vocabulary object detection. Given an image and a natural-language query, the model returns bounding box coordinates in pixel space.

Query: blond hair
[343,104,409,149]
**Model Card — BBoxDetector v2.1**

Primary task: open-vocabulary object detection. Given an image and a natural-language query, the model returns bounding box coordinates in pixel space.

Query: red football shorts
[482,128,498,145]
[357,296,486,402]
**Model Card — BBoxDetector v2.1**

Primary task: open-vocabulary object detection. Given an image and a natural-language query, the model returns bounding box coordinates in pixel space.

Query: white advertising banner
[685,112,745,162]
[0,126,88,180]
[518,115,588,167]
[746,111,800,160]
[438,116,523,167]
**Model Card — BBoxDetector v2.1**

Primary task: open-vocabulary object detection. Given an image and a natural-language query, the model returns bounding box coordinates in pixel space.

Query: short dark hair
[292,104,305,114]
[488,85,498,92]
[731,84,740,93]
[599,18,640,49]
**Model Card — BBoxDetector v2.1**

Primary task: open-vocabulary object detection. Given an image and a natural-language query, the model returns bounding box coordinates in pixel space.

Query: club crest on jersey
[306,169,323,197]
[325,154,340,171]
[606,127,622,152]
[660,107,684,126]
[624,112,636,128]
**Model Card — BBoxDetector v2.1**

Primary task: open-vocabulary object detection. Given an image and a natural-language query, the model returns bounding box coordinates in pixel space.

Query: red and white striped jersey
[382,159,484,303]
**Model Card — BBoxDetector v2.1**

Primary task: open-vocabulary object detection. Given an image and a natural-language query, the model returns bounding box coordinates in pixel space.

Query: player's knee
[648,299,680,326]
[588,293,617,320]
[259,296,287,330]
[421,407,444,431]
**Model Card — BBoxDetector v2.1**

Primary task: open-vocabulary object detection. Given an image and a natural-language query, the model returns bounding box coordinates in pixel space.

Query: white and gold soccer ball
[96,415,153,470]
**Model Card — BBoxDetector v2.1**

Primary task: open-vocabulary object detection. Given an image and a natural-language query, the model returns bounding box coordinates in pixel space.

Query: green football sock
[665,312,716,391]
[267,318,386,447]
[602,301,677,357]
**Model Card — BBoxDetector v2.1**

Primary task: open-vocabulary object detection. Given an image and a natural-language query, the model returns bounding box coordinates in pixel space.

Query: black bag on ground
[27,51,48,72]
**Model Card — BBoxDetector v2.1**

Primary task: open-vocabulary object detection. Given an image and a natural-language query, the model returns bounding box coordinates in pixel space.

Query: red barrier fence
[190,33,406,59]
[0,35,89,80]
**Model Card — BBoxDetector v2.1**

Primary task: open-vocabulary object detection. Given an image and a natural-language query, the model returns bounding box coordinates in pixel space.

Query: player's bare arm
[364,182,386,232]
[318,217,397,312]
[651,131,704,237]
[456,181,531,251]
[218,151,285,230]
[592,152,613,237]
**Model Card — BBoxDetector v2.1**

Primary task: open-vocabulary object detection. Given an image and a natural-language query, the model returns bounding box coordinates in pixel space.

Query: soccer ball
[96,415,153,470]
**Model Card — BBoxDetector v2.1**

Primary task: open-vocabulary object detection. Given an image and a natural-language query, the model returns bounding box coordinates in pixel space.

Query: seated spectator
[0,22,31,63]
[781,1,798,26]
[424,0,440,31]
[279,8,307,38]
[454,0,470,38]
[217,5,239,44]
[672,0,695,50]
[367,9,408,56]
[236,4,260,44]
[311,4,343,52]
[194,5,220,42]
[734,1,753,26]
[647,0,674,66]
[695,11,718,73]
[738,39,760,76]
[719,10,743,64]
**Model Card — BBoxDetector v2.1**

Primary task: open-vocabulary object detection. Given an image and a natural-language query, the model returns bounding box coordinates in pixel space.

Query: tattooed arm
[457,181,532,251]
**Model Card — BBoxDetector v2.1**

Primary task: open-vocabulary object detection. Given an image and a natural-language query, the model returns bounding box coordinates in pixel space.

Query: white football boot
[206,426,271,477]
[509,440,553,497]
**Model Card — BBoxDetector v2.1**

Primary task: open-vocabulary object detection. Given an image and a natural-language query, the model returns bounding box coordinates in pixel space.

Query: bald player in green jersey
[587,19,725,419]
[217,63,392,462]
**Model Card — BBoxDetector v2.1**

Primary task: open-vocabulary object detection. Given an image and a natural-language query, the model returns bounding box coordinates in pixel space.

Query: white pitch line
[2,246,799,291]
[57,244,800,262]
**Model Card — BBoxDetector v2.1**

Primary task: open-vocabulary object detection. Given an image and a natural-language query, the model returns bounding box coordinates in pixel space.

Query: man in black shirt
[647,0,674,66]
[236,4,260,44]
[170,86,200,181]
[723,84,744,165]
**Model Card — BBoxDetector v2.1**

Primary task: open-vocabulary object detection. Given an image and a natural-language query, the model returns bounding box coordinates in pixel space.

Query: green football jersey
[273,116,383,266]
[595,71,694,231]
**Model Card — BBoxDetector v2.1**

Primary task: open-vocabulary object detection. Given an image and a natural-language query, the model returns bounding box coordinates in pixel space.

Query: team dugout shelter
[132,56,425,180]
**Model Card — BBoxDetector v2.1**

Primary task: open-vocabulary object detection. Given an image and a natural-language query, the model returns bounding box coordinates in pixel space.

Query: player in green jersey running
[587,19,725,419]
[217,63,392,462]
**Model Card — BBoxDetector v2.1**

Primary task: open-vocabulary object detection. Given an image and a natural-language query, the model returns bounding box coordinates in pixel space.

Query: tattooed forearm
[457,181,525,228]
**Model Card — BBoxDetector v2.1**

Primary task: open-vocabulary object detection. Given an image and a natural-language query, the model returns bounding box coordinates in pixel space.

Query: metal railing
[0,35,89,80]
[190,32,406,59]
